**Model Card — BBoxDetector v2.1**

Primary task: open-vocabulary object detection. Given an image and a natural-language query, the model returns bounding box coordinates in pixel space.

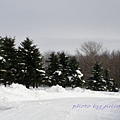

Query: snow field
[0,83,120,120]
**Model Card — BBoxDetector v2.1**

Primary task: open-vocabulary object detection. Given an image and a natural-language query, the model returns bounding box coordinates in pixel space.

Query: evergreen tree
[46,52,70,87]
[0,56,6,84]
[17,38,45,88]
[46,52,84,88]
[87,63,107,91]
[68,56,85,88]
[46,52,60,86]
[57,52,70,87]
[104,69,118,92]
[0,37,17,86]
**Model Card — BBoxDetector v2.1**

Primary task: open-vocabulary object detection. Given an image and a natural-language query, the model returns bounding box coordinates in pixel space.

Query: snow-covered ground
[0,84,120,120]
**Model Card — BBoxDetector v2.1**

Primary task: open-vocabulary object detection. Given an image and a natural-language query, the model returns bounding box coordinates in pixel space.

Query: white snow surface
[0,56,3,60]
[0,83,120,120]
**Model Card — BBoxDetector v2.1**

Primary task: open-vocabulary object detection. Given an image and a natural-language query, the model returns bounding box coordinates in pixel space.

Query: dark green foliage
[0,57,6,84]
[46,52,84,88]
[46,52,60,86]
[87,63,118,92]
[92,63,107,91]
[104,69,118,92]
[68,56,85,88]
[46,51,70,87]
[88,63,106,91]
[0,37,17,86]
[87,63,107,91]
[58,52,70,87]
[47,52,59,76]
[17,38,45,88]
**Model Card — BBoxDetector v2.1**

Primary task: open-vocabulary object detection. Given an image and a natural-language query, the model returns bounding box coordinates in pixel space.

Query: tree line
[0,36,119,92]
[76,41,120,90]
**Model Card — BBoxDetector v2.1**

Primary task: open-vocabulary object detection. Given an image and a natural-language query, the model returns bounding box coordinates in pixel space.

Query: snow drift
[0,84,120,120]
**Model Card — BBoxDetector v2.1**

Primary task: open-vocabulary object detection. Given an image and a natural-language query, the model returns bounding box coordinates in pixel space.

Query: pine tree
[46,52,85,88]
[46,52,60,86]
[17,38,45,88]
[0,57,6,84]
[0,37,17,86]
[68,56,85,88]
[87,63,107,91]
[57,52,70,87]
[46,51,70,87]
[104,69,118,92]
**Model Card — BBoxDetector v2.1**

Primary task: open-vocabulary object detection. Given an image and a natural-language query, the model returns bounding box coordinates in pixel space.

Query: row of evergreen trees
[0,37,45,88]
[46,52,85,88]
[0,37,84,88]
[87,63,118,92]
[0,36,118,92]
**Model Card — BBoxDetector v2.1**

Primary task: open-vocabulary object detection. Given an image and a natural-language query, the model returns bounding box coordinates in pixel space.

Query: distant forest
[0,36,119,92]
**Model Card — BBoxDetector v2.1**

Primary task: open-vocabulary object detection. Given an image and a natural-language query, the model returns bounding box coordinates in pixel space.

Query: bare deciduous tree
[76,41,103,61]
[76,41,103,80]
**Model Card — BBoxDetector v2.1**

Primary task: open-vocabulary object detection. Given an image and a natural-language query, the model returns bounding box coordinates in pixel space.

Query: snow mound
[0,83,120,103]
[0,83,41,102]
[10,83,29,91]
[0,84,120,120]
[73,87,85,92]
[45,85,66,92]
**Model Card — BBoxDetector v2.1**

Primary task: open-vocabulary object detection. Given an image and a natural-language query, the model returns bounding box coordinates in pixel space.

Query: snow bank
[45,85,66,92]
[0,83,120,103]
[0,84,40,102]
[73,87,85,92]
[0,84,120,120]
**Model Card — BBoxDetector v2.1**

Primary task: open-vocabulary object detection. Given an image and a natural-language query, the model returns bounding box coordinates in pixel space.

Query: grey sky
[0,0,120,54]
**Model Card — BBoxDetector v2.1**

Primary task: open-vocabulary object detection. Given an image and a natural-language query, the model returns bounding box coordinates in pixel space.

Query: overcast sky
[0,0,120,54]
